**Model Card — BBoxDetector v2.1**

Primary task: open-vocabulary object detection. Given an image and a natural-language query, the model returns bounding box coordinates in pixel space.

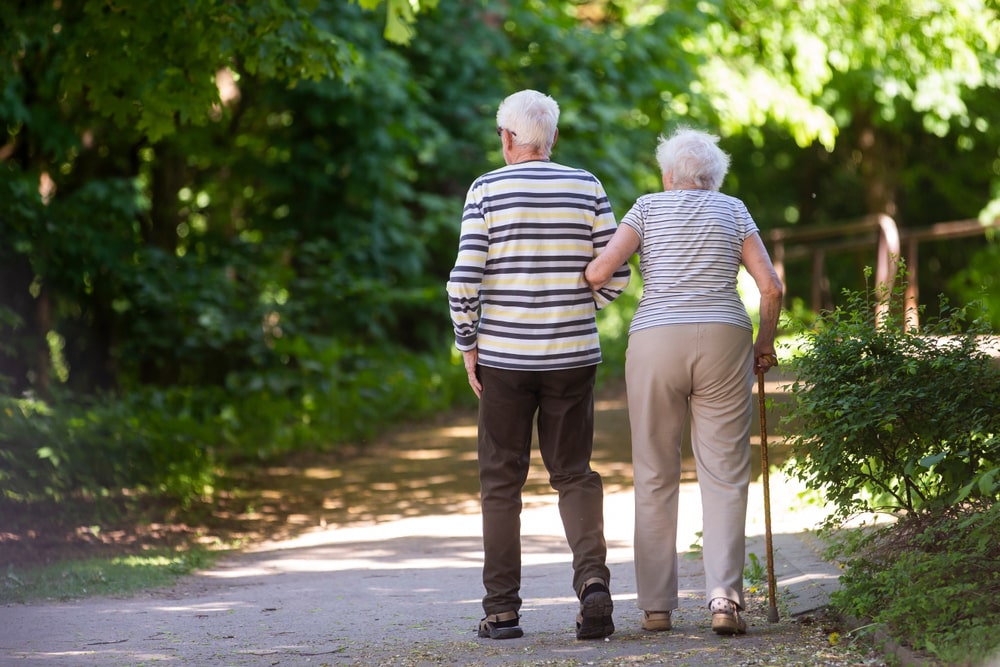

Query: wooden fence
[765,215,999,329]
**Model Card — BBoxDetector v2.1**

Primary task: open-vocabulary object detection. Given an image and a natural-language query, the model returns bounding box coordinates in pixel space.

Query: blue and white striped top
[447,160,631,371]
[622,189,757,335]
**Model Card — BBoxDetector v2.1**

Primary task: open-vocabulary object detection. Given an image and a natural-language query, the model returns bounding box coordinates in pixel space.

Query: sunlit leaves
[353,0,438,44]
[699,57,839,149]
[687,0,1000,151]
[784,275,1000,523]
[53,0,355,142]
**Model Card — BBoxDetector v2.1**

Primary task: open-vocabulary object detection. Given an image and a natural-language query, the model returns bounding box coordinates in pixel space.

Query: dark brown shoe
[478,611,523,639]
[576,578,614,640]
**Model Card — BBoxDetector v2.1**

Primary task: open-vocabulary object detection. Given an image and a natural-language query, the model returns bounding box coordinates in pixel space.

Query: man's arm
[447,192,488,396]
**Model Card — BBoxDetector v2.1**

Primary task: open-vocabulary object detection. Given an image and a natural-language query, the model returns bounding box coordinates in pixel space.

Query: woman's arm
[586,225,640,290]
[742,232,784,373]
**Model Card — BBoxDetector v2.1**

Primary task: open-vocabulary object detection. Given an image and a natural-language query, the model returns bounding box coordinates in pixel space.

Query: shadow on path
[0,372,888,666]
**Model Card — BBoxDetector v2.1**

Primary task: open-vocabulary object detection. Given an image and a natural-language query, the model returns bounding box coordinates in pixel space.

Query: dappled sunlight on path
[0,373,890,667]
[0,374,799,572]
[299,373,794,529]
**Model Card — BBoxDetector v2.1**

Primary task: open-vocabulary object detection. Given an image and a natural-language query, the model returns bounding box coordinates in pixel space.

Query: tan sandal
[641,610,672,631]
[710,598,747,635]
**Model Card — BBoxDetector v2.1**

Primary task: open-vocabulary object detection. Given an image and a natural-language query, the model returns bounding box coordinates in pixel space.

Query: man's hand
[463,348,482,398]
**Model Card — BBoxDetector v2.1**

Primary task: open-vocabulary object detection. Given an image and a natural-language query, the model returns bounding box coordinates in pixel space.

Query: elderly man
[447,89,631,641]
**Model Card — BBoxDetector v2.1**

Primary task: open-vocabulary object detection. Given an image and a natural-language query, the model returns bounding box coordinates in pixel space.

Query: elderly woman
[585,127,783,635]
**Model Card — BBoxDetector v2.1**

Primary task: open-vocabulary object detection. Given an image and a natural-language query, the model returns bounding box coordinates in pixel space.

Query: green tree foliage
[1,0,999,506]
[678,0,1000,309]
[0,0,353,396]
[1,0,481,500]
[686,0,1000,150]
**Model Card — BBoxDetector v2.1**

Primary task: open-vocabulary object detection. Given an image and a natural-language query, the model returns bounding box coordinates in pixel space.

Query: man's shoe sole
[478,625,524,639]
[576,591,615,639]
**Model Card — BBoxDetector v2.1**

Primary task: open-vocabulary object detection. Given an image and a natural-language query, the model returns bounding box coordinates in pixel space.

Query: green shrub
[0,343,469,505]
[0,390,217,502]
[217,340,471,459]
[783,269,1000,524]
[832,502,1000,665]
[777,268,1000,663]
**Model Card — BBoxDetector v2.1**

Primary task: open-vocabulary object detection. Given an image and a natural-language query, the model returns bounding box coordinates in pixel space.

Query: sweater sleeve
[591,186,631,310]
[446,186,487,351]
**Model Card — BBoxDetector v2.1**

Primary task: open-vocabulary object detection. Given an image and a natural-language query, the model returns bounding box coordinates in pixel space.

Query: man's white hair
[496,89,559,155]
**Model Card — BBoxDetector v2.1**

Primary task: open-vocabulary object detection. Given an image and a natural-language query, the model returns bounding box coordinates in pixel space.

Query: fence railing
[765,215,999,329]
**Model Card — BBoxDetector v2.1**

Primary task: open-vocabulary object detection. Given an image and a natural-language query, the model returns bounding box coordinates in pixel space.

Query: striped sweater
[447,160,631,371]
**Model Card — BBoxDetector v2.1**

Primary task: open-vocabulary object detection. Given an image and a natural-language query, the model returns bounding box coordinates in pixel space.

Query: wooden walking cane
[757,368,780,623]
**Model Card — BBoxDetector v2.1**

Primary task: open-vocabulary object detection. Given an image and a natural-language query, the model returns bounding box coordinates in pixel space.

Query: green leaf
[920,452,947,467]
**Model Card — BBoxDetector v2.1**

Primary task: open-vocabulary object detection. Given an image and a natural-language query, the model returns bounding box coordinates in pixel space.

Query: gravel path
[0,380,895,666]
[0,478,890,666]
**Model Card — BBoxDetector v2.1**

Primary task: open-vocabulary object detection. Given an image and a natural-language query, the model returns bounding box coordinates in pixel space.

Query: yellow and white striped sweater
[447,160,631,371]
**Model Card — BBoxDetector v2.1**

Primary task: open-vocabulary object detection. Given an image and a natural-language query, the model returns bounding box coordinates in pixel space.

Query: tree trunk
[0,254,38,395]
[138,140,184,385]
[856,121,900,219]
[146,141,183,253]
[34,286,52,399]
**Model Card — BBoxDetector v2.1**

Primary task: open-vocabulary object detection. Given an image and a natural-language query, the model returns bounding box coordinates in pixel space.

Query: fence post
[875,214,900,327]
[905,237,920,330]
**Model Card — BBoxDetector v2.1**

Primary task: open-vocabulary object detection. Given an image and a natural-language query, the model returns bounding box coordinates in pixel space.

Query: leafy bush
[0,344,469,504]
[217,340,471,460]
[783,269,1000,524]
[0,391,217,503]
[784,268,1000,663]
[832,502,1000,665]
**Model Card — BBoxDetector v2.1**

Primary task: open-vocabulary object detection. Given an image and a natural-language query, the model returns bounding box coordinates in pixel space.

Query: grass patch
[1,547,219,604]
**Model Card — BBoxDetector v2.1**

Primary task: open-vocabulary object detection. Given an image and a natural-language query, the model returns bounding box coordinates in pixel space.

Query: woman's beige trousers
[626,323,753,612]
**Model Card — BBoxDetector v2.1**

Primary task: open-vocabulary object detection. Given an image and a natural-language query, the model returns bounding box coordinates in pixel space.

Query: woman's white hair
[496,89,559,155]
[655,127,731,191]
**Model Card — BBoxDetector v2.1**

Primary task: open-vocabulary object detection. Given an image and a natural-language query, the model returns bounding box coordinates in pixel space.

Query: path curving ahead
[0,381,885,666]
